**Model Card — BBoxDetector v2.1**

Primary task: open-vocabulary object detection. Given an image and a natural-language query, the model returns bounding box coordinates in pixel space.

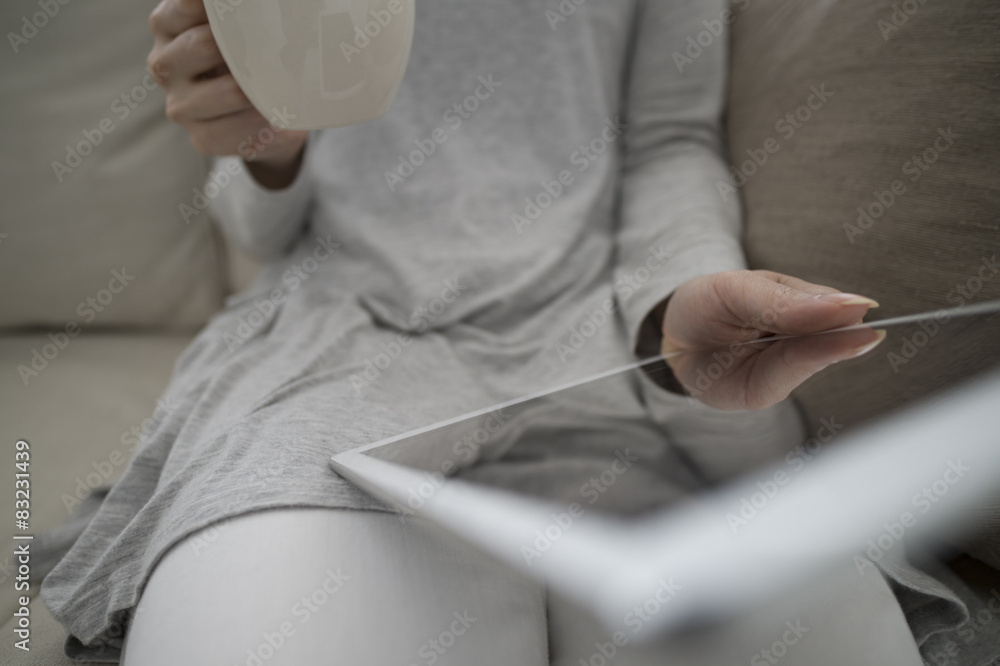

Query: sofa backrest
[728,0,1000,567]
[0,0,246,330]
[729,0,1000,428]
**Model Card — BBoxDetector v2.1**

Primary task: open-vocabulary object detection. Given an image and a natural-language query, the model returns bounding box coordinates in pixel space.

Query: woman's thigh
[121,507,548,666]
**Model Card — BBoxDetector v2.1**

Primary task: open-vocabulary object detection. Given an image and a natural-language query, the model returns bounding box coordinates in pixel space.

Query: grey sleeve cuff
[614,0,745,356]
[615,145,747,357]
[207,150,313,262]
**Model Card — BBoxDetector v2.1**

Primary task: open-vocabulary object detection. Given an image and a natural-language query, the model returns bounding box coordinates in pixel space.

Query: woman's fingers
[660,270,887,409]
[148,23,226,94]
[185,107,272,156]
[149,0,209,40]
[663,270,879,352]
[668,327,886,410]
[166,73,254,125]
[712,270,878,336]
[151,24,226,85]
[146,0,309,167]
[742,327,884,408]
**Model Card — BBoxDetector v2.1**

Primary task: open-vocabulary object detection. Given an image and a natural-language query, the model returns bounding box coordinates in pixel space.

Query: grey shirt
[41,0,809,656]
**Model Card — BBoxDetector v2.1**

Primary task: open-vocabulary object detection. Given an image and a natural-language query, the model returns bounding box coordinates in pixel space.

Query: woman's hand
[146,0,308,188]
[660,270,885,410]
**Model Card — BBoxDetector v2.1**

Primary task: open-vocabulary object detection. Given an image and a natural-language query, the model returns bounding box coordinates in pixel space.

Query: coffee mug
[204,0,415,130]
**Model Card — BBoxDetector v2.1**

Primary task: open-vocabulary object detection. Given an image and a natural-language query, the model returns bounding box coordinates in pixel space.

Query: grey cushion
[728,0,1000,569]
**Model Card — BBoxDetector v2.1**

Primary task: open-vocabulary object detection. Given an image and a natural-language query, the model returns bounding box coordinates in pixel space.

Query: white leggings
[121,507,924,666]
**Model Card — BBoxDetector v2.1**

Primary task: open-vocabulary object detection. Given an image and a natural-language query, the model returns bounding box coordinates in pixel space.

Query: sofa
[1,0,997,663]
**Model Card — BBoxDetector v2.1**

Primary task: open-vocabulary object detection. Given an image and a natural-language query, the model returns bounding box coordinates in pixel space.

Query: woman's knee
[121,507,547,666]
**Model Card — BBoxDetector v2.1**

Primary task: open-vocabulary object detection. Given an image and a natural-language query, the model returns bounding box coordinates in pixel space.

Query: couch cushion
[0,333,193,620]
[728,0,1000,567]
[0,0,228,329]
[0,594,81,666]
[728,0,1000,426]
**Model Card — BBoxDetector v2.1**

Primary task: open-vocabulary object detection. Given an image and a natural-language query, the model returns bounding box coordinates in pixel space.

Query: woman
[41,0,882,663]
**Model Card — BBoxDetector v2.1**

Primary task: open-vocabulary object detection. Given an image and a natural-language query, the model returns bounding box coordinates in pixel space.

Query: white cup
[204,0,415,130]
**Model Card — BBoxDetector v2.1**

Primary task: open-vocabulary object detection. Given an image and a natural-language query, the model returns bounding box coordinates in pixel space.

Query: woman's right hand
[146,0,308,188]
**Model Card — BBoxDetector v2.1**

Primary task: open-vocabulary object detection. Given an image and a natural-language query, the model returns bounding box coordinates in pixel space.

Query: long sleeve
[616,0,805,480]
[207,143,315,262]
[615,0,746,352]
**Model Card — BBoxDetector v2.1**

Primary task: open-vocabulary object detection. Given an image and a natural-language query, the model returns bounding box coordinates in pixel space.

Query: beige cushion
[0,594,80,666]
[0,0,227,329]
[728,0,1000,567]
[0,333,193,621]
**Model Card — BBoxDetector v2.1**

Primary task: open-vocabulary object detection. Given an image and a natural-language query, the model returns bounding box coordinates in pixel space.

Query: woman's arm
[617,0,882,411]
[615,0,744,354]
[147,0,313,261]
[207,151,314,262]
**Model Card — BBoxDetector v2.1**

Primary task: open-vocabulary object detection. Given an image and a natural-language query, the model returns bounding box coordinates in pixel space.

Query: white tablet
[330,301,1000,640]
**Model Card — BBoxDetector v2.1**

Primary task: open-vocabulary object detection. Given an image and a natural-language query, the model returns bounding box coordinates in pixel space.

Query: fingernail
[848,329,887,358]
[816,293,880,308]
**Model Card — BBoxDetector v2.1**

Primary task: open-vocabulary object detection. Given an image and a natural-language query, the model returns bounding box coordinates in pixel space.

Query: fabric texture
[0,0,226,329]
[728,0,1000,441]
[40,0,806,655]
[879,549,1000,666]
[726,1,1000,664]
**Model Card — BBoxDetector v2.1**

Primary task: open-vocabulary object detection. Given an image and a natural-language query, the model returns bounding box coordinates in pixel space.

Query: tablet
[330,300,1000,639]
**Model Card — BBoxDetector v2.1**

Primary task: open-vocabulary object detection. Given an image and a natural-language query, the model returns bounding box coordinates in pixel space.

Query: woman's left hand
[660,270,885,410]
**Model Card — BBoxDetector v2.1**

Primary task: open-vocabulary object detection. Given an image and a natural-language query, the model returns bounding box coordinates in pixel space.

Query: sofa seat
[0,333,195,623]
